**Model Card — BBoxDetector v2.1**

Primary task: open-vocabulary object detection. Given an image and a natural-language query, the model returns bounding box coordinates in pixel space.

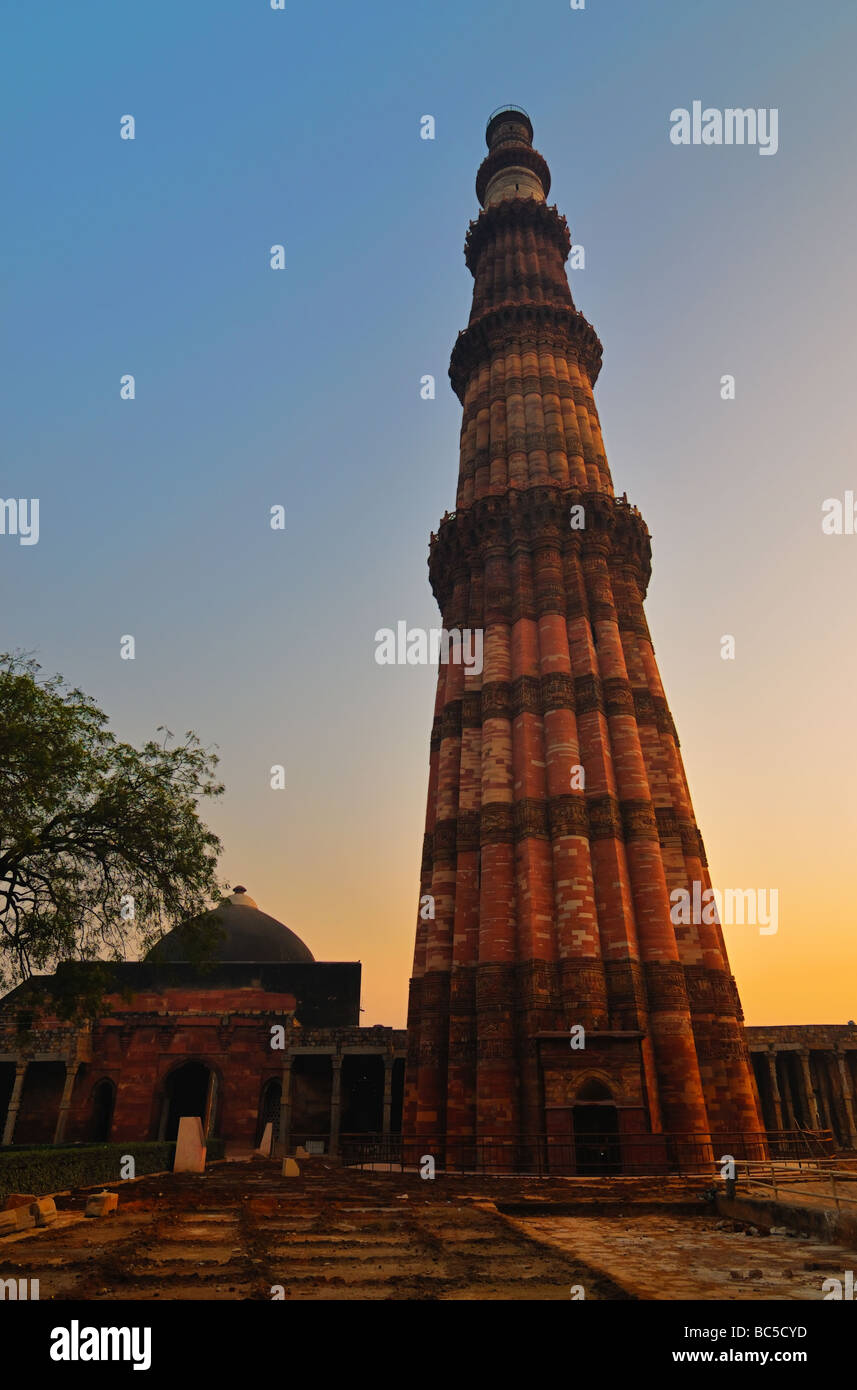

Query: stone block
[3,1194,36,1210]
[85,1191,119,1218]
[0,1210,20,1234]
[30,1198,57,1226]
[13,1207,35,1230]
[282,1158,301,1177]
[174,1115,207,1173]
[295,1146,310,1158]
[256,1122,273,1157]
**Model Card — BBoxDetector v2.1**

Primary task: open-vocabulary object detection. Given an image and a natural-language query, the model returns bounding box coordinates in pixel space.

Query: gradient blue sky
[3,0,856,1026]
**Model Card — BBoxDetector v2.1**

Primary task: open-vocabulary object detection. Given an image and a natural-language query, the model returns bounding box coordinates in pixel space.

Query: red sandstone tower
[404,108,763,1165]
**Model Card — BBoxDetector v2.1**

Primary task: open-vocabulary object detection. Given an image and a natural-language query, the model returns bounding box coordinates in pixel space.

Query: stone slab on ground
[85,1191,119,1218]
[31,1197,58,1226]
[0,1213,84,1246]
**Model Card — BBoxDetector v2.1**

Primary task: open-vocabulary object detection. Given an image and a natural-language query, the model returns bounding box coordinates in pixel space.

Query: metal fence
[737,1157,857,1212]
[339,1129,836,1176]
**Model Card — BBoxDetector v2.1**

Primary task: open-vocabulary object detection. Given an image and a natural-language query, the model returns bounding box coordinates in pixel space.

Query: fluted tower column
[404,108,763,1156]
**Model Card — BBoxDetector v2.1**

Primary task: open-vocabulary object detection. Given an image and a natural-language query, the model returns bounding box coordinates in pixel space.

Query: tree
[0,652,224,1013]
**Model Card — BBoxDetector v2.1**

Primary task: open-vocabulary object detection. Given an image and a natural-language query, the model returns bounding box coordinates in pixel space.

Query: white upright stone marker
[257,1122,273,1157]
[174,1116,207,1173]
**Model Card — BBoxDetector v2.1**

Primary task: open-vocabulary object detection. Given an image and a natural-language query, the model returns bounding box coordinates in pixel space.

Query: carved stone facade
[0,895,406,1154]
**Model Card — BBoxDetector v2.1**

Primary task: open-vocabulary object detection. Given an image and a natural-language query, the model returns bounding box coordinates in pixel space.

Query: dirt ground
[1,1158,854,1301]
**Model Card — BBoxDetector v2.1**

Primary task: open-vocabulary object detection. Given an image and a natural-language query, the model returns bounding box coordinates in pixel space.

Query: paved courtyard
[1,1159,854,1301]
[512,1211,855,1300]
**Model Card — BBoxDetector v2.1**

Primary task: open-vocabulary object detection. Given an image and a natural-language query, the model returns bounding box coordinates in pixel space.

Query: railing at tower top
[487,105,531,124]
[339,1130,837,1177]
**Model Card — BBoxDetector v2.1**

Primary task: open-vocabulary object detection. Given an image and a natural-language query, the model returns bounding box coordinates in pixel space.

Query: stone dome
[146,889,315,964]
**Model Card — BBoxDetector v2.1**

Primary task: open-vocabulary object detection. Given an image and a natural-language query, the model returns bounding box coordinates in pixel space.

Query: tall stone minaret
[404,108,763,1160]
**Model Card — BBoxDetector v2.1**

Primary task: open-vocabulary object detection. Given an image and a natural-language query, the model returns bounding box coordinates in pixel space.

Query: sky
[2,0,856,1028]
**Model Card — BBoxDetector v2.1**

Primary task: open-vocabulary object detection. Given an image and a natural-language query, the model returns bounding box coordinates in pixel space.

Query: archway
[89,1078,116,1142]
[256,1078,282,1146]
[390,1058,405,1133]
[290,1056,332,1147]
[13,1062,65,1146]
[341,1055,384,1134]
[160,1062,214,1142]
[573,1078,620,1174]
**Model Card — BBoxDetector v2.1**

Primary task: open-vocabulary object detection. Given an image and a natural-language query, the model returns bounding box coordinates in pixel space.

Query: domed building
[146,889,316,966]
[0,889,406,1155]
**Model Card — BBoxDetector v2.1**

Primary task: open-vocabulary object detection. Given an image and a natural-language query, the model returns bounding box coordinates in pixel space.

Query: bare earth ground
[0,1158,854,1300]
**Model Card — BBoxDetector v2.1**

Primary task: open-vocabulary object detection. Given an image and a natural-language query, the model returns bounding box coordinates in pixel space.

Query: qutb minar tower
[404,109,763,1164]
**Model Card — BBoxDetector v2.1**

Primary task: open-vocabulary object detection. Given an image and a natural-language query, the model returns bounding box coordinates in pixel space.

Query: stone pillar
[798,1050,821,1130]
[53,1062,78,1145]
[766,1050,784,1131]
[329,1055,342,1157]
[836,1051,857,1148]
[277,1057,293,1157]
[817,1060,833,1132]
[383,1054,393,1137]
[779,1055,797,1130]
[157,1091,170,1142]
[2,1063,27,1146]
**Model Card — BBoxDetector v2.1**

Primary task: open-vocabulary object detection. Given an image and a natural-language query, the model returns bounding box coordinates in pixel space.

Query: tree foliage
[0,652,224,1007]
